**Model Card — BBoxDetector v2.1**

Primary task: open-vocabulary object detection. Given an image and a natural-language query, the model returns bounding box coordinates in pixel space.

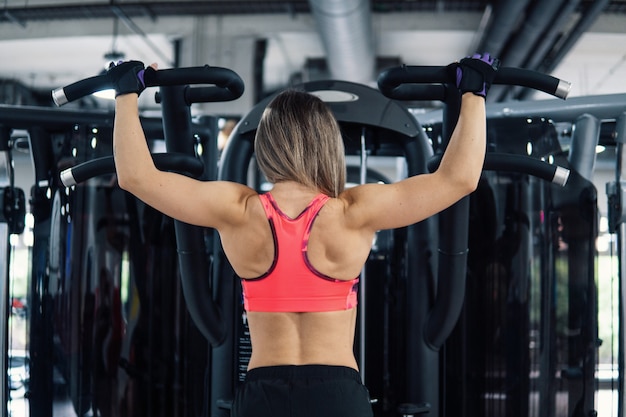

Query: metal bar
[359,126,368,383]
[0,146,11,417]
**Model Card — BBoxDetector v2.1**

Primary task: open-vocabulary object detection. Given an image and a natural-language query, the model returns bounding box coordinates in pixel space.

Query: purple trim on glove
[106,60,148,96]
[137,69,146,88]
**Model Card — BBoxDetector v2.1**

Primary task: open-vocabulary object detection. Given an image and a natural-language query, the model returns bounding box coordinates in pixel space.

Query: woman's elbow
[453,174,480,198]
[115,158,153,193]
[467,174,481,193]
[115,169,139,193]
[116,175,131,192]
[465,173,482,195]
[438,161,482,197]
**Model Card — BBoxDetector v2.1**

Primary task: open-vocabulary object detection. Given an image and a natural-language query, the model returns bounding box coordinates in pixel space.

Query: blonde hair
[254,89,346,197]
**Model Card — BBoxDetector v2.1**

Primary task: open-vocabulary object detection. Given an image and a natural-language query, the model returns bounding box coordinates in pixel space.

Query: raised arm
[342,53,500,232]
[109,61,253,229]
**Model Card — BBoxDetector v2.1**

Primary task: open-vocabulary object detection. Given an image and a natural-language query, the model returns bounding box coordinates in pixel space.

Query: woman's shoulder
[335,182,383,207]
[212,180,258,200]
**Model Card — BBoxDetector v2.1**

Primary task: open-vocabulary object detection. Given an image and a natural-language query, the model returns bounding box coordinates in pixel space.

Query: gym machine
[377,64,583,417]
[6,59,612,417]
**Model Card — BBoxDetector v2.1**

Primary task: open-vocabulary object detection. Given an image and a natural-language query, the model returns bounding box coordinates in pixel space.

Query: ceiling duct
[537,0,611,75]
[521,0,582,72]
[516,0,608,100]
[490,0,569,101]
[498,0,566,71]
[507,0,582,100]
[475,0,532,59]
[308,0,376,85]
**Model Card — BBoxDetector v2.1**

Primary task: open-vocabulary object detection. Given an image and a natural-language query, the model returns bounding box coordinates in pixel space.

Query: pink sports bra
[240,192,359,313]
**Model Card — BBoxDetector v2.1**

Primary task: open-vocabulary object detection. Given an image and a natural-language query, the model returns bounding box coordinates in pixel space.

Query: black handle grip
[155,85,246,106]
[52,65,244,106]
[427,153,570,186]
[59,153,205,187]
[377,65,571,101]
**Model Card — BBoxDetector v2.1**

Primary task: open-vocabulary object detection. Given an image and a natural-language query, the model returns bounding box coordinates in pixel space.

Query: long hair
[254,89,346,197]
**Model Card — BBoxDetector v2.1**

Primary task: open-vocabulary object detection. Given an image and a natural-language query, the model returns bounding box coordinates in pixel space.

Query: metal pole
[616,113,626,417]
[607,167,625,417]
[0,127,11,417]
[359,127,368,383]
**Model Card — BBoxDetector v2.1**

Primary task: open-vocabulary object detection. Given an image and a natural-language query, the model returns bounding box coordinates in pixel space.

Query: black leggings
[232,365,374,417]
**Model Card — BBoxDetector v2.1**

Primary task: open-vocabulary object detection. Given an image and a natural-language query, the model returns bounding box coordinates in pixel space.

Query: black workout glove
[452,52,500,98]
[106,60,150,97]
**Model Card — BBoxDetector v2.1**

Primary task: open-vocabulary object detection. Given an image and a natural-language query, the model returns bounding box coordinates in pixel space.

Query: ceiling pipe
[475,0,532,60]
[538,0,611,75]
[308,0,376,85]
[521,0,582,72]
[490,0,568,101]
[513,0,582,99]
[2,10,25,27]
[466,5,493,56]
[518,0,609,100]
[499,0,564,68]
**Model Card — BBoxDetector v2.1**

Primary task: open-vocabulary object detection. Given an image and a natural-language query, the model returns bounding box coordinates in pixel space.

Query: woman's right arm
[113,89,254,230]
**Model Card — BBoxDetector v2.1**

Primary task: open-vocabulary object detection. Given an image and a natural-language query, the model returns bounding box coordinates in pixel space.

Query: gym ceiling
[0,0,625,108]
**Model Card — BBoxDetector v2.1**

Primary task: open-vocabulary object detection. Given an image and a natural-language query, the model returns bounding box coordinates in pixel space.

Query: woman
[108,53,499,417]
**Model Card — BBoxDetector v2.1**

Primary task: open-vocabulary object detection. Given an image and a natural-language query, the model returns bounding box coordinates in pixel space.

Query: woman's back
[221,181,375,371]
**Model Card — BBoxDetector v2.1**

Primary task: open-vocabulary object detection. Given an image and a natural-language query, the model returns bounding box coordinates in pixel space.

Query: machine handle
[59,153,205,187]
[377,65,571,101]
[428,153,570,186]
[485,153,570,186]
[52,65,244,106]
